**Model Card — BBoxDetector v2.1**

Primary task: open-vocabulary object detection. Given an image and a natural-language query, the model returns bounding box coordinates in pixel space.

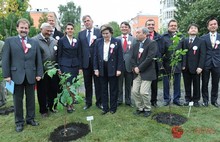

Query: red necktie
[21,37,28,54]
[150,33,153,40]
[123,36,127,51]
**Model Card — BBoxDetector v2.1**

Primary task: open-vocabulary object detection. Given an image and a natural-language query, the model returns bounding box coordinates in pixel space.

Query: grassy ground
[0,93,220,142]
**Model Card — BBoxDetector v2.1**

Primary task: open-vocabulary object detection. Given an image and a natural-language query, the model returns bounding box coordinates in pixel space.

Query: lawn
[0,85,220,142]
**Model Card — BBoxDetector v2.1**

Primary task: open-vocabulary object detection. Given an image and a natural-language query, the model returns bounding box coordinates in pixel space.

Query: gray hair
[40,23,52,29]
[141,27,150,35]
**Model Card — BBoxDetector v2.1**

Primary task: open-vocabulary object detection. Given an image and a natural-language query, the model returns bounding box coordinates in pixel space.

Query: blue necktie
[87,30,91,45]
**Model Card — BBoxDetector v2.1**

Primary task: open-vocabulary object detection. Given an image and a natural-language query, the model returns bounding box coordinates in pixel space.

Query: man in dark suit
[117,21,136,107]
[131,27,157,117]
[47,15,64,39]
[201,17,220,107]
[2,18,43,132]
[161,19,183,106]
[78,15,102,110]
[93,24,123,114]
[181,23,206,107]
[33,23,59,117]
[145,19,163,107]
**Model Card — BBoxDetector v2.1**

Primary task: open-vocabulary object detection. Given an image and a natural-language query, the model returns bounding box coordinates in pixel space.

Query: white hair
[40,23,52,29]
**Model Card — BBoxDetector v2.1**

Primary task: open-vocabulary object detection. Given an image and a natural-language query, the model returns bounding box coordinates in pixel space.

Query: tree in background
[108,21,120,37]
[0,0,35,39]
[175,0,220,36]
[38,12,48,29]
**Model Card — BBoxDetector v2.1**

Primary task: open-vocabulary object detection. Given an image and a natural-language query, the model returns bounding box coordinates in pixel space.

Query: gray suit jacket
[2,36,43,84]
[117,35,136,72]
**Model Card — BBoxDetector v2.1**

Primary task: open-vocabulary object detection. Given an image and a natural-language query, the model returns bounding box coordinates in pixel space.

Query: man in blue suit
[201,17,220,107]
[78,15,102,110]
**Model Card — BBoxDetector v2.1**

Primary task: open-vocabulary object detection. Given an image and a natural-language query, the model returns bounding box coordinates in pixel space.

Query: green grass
[0,92,220,142]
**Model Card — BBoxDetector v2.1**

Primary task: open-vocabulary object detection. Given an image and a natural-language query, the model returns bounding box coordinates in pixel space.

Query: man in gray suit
[131,27,157,117]
[117,21,136,107]
[2,18,43,132]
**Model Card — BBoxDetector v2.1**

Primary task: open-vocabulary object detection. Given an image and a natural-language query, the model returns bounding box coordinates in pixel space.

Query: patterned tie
[21,37,28,54]
[189,38,193,47]
[123,36,127,52]
[87,30,91,46]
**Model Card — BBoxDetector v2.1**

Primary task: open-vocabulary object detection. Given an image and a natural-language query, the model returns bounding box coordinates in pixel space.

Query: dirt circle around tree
[0,106,14,115]
[152,112,188,126]
[49,122,90,142]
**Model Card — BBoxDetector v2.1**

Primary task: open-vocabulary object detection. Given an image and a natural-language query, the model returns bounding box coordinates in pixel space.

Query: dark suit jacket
[161,31,182,73]
[53,28,64,39]
[2,36,43,84]
[116,35,136,72]
[131,38,157,81]
[78,28,102,69]
[201,33,220,69]
[180,37,206,74]
[57,36,80,67]
[93,37,123,77]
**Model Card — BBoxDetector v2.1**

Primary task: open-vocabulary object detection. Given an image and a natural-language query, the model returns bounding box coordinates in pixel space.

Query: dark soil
[0,106,14,115]
[152,112,188,126]
[49,122,90,142]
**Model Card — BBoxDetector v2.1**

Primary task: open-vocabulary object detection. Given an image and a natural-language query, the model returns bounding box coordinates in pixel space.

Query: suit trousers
[132,74,151,111]
[83,58,101,106]
[163,73,181,103]
[117,70,133,105]
[150,63,159,104]
[202,67,220,103]
[100,61,118,112]
[13,77,35,125]
[182,70,201,102]
[37,73,59,113]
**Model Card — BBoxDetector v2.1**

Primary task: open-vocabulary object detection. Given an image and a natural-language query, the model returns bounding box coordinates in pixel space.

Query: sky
[29,0,160,25]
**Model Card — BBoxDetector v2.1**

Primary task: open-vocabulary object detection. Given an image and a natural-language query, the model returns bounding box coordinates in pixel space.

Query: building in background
[129,12,159,36]
[29,8,61,30]
[159,0,176,32]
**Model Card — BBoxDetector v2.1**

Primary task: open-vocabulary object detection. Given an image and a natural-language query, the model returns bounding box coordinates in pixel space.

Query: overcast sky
[29,0,160,25]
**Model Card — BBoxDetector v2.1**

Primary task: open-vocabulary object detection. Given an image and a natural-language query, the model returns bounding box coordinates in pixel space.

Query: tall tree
[58,1,81,31]
[175,0,220,35]
[108,21,120,37]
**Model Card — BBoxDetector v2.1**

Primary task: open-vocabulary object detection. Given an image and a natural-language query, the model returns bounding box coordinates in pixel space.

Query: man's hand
[36,76,41,81]
[4,77,11,83]
[116,71,121,76]
[94,70,99,77]
[196,68,202,74]
[134,67,140,74]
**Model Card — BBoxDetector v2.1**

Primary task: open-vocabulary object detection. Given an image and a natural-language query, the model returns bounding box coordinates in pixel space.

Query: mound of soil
[152,112,187,126]
[0,106,14,115]
[49,122,90,142]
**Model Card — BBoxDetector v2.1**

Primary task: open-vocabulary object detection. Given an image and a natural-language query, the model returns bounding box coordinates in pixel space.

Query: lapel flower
[128,41,131,49]
[26,43,31,48]
[55,36,60,40]
[54,45,58,51]
[110,43,115,54]
[215,40,220,49]
[90,35,97,45]
[193,46,198,55]
[138,48,144,59]
[72,38,77,46]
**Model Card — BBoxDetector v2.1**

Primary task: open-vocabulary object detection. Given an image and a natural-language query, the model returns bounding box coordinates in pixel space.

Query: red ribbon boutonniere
[215,40,220,49]
[72,38,77,47]
[192,46,198,55]
[138,48,144,58]
[110,43,115,54]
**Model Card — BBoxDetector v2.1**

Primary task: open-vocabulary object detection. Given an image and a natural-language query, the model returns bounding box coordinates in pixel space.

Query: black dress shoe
[173,102,183,106]
[184,102,189,106]
[117,102,122,106]
[16,124,23,132]
[143,111,152,117]
[96,104,103,109]
[126,103,134,107]
[151,102,158,107]
[83,104,92,110]
[163,101,170,106]
[193,102,200,107]
[26,120,39,126]
[202,102,208,107]
[101,111,108,115]
[110,110,116,114]
[133,110,144,115]
[211,102,219,108]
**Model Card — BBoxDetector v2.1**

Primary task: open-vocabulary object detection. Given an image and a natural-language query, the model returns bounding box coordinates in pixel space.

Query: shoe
[151,102,158,107]
[163,102,170,106]
[117,102,122,106]
[193,102,200,107]
[133,110,144,115]
[26,120,39,126]
[41,113,49,118]
[184,102,189,106]
[16,124,23,132]
[83,104,92,110]
[110,111,116,114]
[143,111,152,117]
[126,103,134,108]
[101,111,108,115]
[96,104,103,109]
[211,102,219,108]
[202,102,209,107]
[173,102,183,106]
